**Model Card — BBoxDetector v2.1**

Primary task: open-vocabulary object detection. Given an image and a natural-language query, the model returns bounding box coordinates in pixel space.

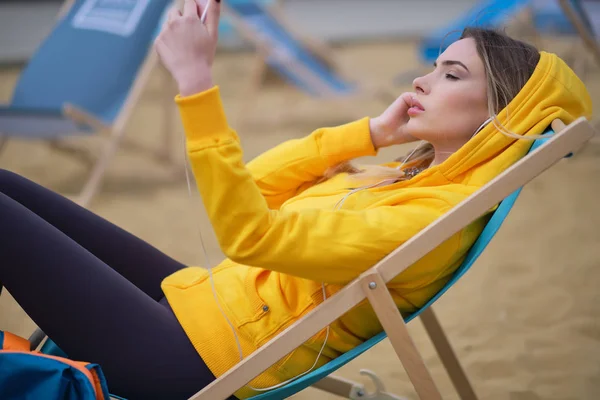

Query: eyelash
[445,73,459,81]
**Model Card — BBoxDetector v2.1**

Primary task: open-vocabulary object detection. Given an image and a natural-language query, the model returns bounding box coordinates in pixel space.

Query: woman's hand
[155,0,221,96]
[369,92,419,149]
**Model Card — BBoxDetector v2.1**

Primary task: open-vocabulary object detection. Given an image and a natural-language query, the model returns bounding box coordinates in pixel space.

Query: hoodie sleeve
[245,118,377,209]
[176,87,449,284]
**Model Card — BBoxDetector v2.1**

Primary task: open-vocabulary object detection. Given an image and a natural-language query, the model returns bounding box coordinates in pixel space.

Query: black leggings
[0,169,224,400]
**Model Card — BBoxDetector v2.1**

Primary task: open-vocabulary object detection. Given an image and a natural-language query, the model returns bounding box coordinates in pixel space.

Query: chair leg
[312,375,363,398]
[361,272,442,400]
[313,372,408,400]
[77,127,127,207]
[420,307,478,400]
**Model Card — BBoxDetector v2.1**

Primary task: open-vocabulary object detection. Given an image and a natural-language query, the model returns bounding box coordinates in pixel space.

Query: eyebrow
[433,60,470,72]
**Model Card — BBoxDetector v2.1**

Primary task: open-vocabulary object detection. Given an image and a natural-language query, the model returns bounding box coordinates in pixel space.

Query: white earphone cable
[200,0,211,23]
[180,33,532,387]
[182,136,330,392]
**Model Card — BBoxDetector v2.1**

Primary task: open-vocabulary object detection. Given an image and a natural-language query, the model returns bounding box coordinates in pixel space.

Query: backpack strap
[0,331,30,351]
[41,354,108,400]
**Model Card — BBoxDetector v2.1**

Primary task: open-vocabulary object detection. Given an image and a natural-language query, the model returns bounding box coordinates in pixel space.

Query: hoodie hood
[435,51,593,186]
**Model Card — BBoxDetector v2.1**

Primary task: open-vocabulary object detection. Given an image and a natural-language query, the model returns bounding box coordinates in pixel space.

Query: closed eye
[445,73,459,81]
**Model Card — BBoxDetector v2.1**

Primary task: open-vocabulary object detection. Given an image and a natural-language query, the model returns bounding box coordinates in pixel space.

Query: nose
[412,74,429,94]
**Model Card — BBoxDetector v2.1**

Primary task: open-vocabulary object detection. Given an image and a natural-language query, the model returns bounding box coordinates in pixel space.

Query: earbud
[472,116,494,138]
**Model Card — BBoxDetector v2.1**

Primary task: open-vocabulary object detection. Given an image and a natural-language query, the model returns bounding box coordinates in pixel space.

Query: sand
[1,38,599,400]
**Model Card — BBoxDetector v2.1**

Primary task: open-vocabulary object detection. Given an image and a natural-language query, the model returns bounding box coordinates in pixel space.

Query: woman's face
[406,38,490,151]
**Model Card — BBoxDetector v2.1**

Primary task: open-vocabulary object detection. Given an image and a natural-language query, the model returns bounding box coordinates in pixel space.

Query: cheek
[443,87,486,116]
[435,87,488,132]
[406,86,488,142]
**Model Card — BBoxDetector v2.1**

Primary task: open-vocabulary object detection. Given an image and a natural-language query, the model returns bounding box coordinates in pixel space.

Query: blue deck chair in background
[394,0,532,85]
[0,0,175,207]
[36,118,597,400]
[418,0,531,66]
[395,0,597,86]
[221,0,396,126]
[218,0,276,46]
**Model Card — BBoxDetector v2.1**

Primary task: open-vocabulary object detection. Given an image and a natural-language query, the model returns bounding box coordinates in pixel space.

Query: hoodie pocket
[232,269,319,348]
[234,268,270,327]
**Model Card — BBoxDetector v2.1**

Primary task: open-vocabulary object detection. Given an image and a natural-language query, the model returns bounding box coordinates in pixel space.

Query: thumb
[381,92,413,123]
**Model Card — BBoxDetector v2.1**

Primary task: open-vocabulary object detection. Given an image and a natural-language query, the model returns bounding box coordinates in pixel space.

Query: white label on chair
[72,0,150,37]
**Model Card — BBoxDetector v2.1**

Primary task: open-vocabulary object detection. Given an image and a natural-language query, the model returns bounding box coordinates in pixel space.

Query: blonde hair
[324,27,541,184]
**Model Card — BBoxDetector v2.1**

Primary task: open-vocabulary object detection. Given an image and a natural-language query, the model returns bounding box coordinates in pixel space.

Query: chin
[405,119,432,141]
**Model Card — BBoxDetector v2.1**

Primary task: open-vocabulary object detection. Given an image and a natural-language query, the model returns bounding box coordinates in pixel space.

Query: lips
[407,97,425,117]
[410,97,425,111]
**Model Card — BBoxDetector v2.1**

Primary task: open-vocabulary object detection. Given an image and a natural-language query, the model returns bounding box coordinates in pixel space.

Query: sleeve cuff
[175,86,377,162]
[319,117,378,164]
[175,86,237,149]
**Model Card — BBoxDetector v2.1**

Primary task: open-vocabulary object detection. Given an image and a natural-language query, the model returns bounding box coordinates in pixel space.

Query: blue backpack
[0,330,110,400]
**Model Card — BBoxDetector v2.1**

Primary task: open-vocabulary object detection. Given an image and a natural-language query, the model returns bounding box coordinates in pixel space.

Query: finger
[387,92,412,114]
[400,92,416,107]
[183,0,199,18]
[168,7,181,22]
[381,93,413,126]
[204,0,221,38]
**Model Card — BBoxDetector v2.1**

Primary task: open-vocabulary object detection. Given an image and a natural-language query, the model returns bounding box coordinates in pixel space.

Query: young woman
[0,0,592,399]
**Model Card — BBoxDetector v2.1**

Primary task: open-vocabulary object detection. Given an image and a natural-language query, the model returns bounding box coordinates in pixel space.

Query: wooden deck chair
[220,0,396,126]
[34,118,597,400]
[0,0,176,207]
[182,117,595,400]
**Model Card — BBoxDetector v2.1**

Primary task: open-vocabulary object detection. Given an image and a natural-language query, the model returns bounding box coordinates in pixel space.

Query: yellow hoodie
[161,51,591,399]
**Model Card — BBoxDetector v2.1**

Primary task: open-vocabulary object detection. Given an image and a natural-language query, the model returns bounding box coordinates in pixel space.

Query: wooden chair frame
[187,117,595,400]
